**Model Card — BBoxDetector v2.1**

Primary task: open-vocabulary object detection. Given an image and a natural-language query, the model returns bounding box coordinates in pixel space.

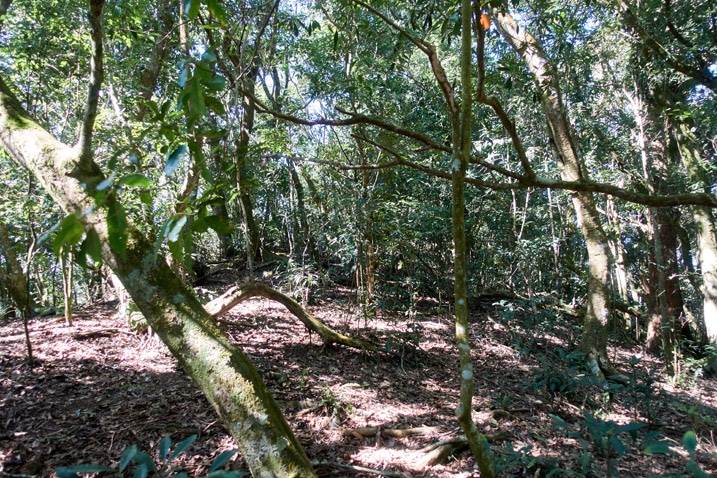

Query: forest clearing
[1,0,717,476]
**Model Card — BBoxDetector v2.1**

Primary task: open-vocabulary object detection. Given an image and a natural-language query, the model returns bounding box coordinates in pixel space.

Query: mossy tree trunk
[493,9,616,377]
[0,71,316,478]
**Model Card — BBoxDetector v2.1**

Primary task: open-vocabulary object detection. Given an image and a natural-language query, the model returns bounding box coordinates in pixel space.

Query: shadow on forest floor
[1,287,716,477]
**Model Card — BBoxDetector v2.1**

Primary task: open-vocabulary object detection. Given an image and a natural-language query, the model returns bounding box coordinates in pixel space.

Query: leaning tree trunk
[0,74,316,477]
[493,9,615,377]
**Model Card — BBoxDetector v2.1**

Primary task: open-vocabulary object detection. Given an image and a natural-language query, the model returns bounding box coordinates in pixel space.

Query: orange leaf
[480,13,490,30]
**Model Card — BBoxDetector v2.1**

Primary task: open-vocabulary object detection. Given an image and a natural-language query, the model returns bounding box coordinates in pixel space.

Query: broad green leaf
[685,461,712,478]
[131,452,157,472]
[209,449,237,472]
[204,74,226,92]
[119,173,151,188]
[178,64,190,88]
[205,95,225,115]
[120,445,138,472]
[644,441,674,455]
[167,216,188,242]
[107,201,128,259]
[169,435,197,462]
[168,235,184,265]
[53,214,85,255]
[188,80,206,124]
[615,422,646,435]
[133,463,148,478]
[78,228,103,265]
[206,0,227,23]
[166,145,188,176]
[204,215,233,234]
[185,0,200,20]
[683,430,697,454]
[140,191,153,206]
[159,435,171,462]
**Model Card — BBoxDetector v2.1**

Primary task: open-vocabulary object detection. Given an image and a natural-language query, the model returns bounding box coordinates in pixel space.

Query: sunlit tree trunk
[493,10,615,376]
[0,72,316,477]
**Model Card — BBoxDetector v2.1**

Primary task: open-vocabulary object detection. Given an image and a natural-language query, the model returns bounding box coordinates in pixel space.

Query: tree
[0,1,316,474]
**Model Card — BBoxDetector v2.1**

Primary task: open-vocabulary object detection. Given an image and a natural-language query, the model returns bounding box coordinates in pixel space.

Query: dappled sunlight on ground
[1,284,716,476]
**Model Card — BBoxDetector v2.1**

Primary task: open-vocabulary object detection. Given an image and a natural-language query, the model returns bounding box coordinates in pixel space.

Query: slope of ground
[1,283,716,477]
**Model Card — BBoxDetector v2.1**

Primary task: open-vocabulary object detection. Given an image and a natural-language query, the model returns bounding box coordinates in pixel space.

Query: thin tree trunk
[61,251,73,326]
[237,69,262,266]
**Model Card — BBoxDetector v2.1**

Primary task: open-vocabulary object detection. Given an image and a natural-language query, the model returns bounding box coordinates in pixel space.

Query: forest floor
[1,274,717,477]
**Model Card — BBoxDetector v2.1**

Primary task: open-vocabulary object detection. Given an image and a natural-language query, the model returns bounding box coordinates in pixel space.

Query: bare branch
[76,0,106,170]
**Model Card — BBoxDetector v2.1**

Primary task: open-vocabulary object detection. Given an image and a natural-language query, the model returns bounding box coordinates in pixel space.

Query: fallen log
[205,281,377,352]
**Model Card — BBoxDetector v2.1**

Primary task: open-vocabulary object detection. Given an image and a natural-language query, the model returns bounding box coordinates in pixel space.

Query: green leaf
[206,0,227,23]
[133,463,148,478]
[120,445,138,472]
[644,441,674,455]
[204,74,226,92]
[683,430,698,454]
[107,201,128,259]
[140,191,153,206]
[169,435,197,462]
[209,450,237,472]
[204,215,233,234]
[188,80,206,124]
[185,0,200,20]
[159,436,171,462]
[78,228,103,265]
[131,452,157,472]
[686,461,712,478]
[167,216,188,242]
[166,145,188,176]
[119,173,151,188]
[53,214,85,255]
[168,238,185,270]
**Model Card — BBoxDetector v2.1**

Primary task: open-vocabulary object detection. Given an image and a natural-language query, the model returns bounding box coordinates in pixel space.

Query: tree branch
[76,0,106,170]
[615,0,717,91]
[245,71,717,207]
[473,8,535,179]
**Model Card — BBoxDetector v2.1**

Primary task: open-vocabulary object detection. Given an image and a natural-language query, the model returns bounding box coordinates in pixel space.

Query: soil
[1,280,716,477]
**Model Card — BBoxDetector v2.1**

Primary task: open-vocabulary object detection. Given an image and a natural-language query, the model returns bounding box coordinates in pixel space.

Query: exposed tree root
[205,281,377,351]
[409,432,509,470]
[344,426,442,440]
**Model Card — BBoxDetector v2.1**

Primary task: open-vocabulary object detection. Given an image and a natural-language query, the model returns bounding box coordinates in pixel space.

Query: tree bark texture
[0,75,316,477]
[493,9,615,376]
[674,119,717,371]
